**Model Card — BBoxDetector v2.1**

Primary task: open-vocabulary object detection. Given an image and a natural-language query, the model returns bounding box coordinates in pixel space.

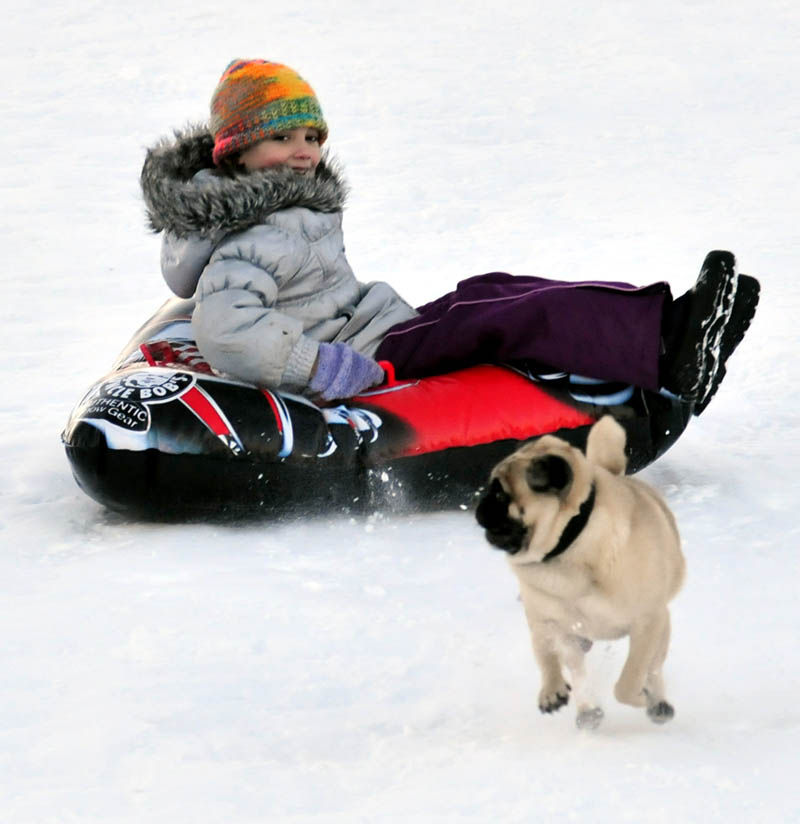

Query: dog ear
[526,455,573,495]
[586,415,627,475]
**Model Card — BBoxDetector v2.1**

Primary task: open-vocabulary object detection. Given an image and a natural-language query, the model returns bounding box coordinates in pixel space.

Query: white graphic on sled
[82,370,195,436]
[318,406,383,457]
[81,369,245,455]
[260,389,294,459]
[101,370,195,403]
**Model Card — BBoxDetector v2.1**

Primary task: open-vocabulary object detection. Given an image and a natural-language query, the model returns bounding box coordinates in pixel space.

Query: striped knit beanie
[210,59,328,165]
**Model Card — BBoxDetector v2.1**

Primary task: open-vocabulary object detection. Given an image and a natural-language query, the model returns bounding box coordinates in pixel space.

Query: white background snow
[2,0,799,821]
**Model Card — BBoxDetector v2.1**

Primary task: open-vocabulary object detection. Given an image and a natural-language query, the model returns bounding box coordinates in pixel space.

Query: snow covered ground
[2,0,799,820]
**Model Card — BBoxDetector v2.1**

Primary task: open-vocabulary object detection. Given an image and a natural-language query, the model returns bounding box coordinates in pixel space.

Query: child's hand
[309,343,385,401]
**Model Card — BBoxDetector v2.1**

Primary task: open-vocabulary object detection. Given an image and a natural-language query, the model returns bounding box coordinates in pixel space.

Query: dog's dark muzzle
[476,479,526,554]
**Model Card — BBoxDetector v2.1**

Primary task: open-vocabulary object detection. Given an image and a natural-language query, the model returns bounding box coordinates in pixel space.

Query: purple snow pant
[375,272,672,391]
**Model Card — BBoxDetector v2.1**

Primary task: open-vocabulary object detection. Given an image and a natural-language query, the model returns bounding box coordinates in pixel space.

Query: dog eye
[494,485,508,502]
[487,478,510,504]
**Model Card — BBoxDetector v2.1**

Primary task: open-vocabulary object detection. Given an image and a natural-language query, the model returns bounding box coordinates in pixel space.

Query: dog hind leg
[642,611,675,724]
[614,609,670,711]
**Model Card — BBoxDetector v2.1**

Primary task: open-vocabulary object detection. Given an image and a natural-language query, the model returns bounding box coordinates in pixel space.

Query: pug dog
[476,416,685,729]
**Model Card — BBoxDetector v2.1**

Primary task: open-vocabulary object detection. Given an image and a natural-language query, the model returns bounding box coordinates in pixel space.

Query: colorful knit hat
[210,59,328,165]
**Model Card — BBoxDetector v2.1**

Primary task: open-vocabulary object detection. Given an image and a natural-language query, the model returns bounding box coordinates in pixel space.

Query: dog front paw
[647,700,675,724]
[539,682,571,714]
[576,707,604,730]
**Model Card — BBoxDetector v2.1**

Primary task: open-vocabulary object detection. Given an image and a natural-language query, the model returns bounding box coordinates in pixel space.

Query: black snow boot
[660,251,758,413]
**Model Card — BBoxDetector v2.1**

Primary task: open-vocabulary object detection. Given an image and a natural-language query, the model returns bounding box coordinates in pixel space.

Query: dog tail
[585,416,627,476]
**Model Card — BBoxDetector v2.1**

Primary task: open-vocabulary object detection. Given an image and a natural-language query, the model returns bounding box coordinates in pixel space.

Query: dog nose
[476,479,526,554]
[476,479,509,527]
[484,525,527,553]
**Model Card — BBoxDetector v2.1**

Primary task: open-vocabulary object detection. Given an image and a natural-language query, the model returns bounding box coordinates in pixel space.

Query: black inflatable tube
[62,299,692,521]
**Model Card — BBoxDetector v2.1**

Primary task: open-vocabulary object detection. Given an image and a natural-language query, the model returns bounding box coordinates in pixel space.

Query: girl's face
[238,127,322,173]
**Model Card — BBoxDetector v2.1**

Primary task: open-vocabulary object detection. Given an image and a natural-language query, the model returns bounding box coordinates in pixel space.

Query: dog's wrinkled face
[476,442,578,557]
[478,419,628,561]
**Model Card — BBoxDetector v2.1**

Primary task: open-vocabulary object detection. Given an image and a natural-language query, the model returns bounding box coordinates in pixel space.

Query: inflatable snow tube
[62,298,692,520]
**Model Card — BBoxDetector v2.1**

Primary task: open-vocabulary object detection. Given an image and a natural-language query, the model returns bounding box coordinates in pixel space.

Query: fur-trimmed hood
[140,124,348,239]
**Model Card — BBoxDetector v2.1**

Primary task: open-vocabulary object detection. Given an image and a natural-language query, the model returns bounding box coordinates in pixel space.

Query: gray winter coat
[140,126,417,392]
